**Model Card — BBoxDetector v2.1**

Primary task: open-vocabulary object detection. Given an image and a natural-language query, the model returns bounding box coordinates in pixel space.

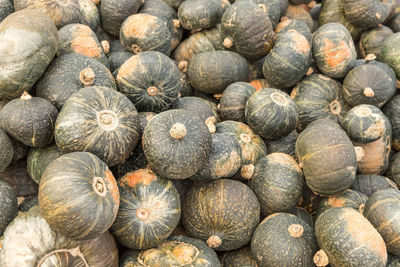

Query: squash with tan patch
[343,0,392,29]
[352,174,398,196]
[219,82,255,122]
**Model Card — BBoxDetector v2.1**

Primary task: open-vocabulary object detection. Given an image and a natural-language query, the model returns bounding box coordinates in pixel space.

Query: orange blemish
[121,169,157,188]
[321,39,351,68]
[105,169,120,205]
[274,18,292,34]
[116,56,139,81]
[326,197,346,207]
[250,79,271,91]
[71,25,102,59]
[122,14,157,39]
[289,30,310,54]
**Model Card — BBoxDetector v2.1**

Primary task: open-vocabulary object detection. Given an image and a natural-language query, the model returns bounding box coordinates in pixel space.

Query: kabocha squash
[0,160,38,198]
[0,206,118,266]
[107,51,133,73]
[289,207,314,227]
[36,53,116,110]
[220,0,274,61]
[220,246,258,267]
[27,145,63,184]
[285,4,314,31]
[116,51,181,113]
[387,152,400,186]
[253,0,281,28]
[352,174,398,196]
[182,179,260,251]
[314,207,387,267]
[0,129,13,171]
[343,0,392,29]
[381,32,400,79]
[274,17,312,43]
[0,9,58,100]
[295,119,357,196]
[0,92,58,148]
[265,130,298,158]
[383,95,400,151]
[364,189,400,256]
[359,25,393,60]
[245,88,299,141]
[279,0,289,15]
[187,51,250,94]
[0,180,18,236]
[79,0,100,31]
[0,0,12,23]
[38,152,120,241]
[10,139,28,163]
[55,86,140,167]
[111,169,181,250]
[248,153,304,216]
[178,0,223,30]
[251,213,318,267]
[142,109,212,179]
[388,13,400,32]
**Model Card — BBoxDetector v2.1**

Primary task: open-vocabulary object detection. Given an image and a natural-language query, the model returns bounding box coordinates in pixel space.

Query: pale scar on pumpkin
[105,169,119,204]
[321,39,351,68]
[71,26,102,59]
[122,15,157,39]
[274,19,292,34]
[268,153,302,172]
[121,169,157,188]
[116,56,140,80]
[326,196,346,207]
[288,30,310,54]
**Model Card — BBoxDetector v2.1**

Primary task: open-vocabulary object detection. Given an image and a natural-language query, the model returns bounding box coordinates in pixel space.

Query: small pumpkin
[285,4,314,30]
[0,129,13,171]
[27,145,63,184]
[173,96,219,128]
[388,12,400,32]
[352,174,398,196]
[107,51,133,73]
[359,25,393,60]
[343,0,392,29]
[289,207,314,228]
[0,180,18,236]
[220,246,258,267]
[0,0,12,23]
[0,160,38,198]
[253,0,281,27]
[79,0,100,31]
[274,17,312,43]
[265,130,298,158]
[383,95,400,151]
[381,32,400,79]
[178,0,224,30]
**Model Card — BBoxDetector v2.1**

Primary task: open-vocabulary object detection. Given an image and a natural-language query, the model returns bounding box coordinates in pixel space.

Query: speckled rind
[0,129,13,171]
[79,0,100,31]
[352,174,398,196]
[343,0,392,29]
[0,0,12,23]
[219,82,255,122]
[178,0,223,30]
[220,246,258,267]
[0,180,18,236]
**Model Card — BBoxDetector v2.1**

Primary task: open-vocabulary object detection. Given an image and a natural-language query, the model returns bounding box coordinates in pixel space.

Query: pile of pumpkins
[2,0,400,266]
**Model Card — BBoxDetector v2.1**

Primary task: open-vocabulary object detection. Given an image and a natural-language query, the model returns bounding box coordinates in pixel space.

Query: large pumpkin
[0,180,18,236]
[352,174,398,196]
[0,129,13,171]
[27,145,63,184]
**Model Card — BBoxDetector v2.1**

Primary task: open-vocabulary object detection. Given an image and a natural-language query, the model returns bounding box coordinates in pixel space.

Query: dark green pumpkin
[289,207,314,228]
[110,39,124,53]
[314,207,387,267]
[364,189,400,256]
[343,0,392,29]
[178,71,194,97]
[251,212,317,267]
[19,196,38,212]
[182,179,260,251]
[27,145,63,184]
[0,92,58,148]
[279,0,289,15]
[248,153,304,217]
[388,13,400,32]
[383,95,400,151]
[352,174,398,196]
[295,119,357,196]
[312,22,357,78]
[0,129,13,171]
[55,86,140,167]
[387,152,400,186]
[285,4,314,31]
[0,180,18,236]
[220,246,257,267]
[0,160,38,198]
[178,0,223,30]
[0,9,58,100]
[265,130,298,159]
[274,17,312,43]
[187,50,250,94]
[161,0,184,9]
[107,51,133,73]
[0,0,12,23]
[10,139,28,163]
[220,0,274,61]
[173,96,219,127]
[79,0,100,31]
[38,152,120,241]
[381,32,400,79]
[245,88,299,141]
[359,25,393,60]
[252,0,281,28]
[142,109,212,179]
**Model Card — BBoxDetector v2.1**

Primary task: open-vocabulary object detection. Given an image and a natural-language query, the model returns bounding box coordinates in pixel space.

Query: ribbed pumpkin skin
[178,0,223,30]
[0,0,12,23]
[182,179,260,251]
[173,96,219,123]
[295,119,357,196]
[291,74,350,132]
[343,0,392,29]
[111,169,181,250]
[0,9,58,100]
[315,207,387,267]
[142,109,212,179]
[265,130,298,158]
[36,54,116,110]
[220,246,258,267]
[285,4,314,31]
[274,18,312,43]
[0,94,58,148]
[251,213,317,267]
[0,129,13,171]
[99,0,142,36]
[55,86,140,167]
[187,51,250,94]
[116,51,180,113]
[384,95,400,151]
[381,33,400,79]
[352,174,398,196]
[219,82,255,122]
[248,153,304,217]
[220,0,274,61]
[0,180,18,236]
[27,145,63,184]
[245,88,299,141]
[79,0,100,31]
[38,152,120,241]
[364,189,400,256]
[312,23,356,78]
[253,0,281,28]
[359,25,393,60]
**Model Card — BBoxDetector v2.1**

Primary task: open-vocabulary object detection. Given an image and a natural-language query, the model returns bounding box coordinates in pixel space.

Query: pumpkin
[19,196,38,212]
[314,207,387,267]
[99,0,142,36]
[251,212,318,267]
[0,129,13,171]
[381,32,400,79]
[295,118,357,196]
[359,25,393,60]
[187,51,250,94]
[0,180,18,236]
[220,246,257,267]
[285,4,314,30]
[10,139,28,163]
[27,145,63,184]
[116,51,181,113]
[0,9,58,100]
[248,153,304,216]
[178,71,194,97]
[343,0,392,29]
[274,17,312,43]
[79,0,100,31]
[161,0,184,9]
[39,152,119,240]
[107,51,133,73]
[289,207,314,228]
[388,13,400,32]
[291,74,350,132]
[387,152,400,186]
[279,0,289,15]
[220,0,274,61]
[297,186,323,217]
[142,109,212,179]
[55,86,140,167]
[352,174,398,196]
[383,95,400,151]
[110,169,181,250]
[0,206,118,266]
[0,0,12,23]
[265,130,298,159]
[182,179,260,251]
[178,0,223,30]
[36,53,116,110]
[388,254,400,267]
[253,0,281,28]
[110,39,124,52]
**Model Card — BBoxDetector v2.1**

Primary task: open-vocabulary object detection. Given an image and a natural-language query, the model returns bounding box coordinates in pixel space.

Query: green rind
[178,0,223,30]
[0,129,13,171]
[0,180,18,236]
[381,32,400,79]
[219,82,255,122]
[352,174,398,196]
[27,145,63,184]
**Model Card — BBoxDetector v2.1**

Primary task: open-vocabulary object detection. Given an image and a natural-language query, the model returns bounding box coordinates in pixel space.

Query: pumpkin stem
[101,40,110,54]
[241,164,255,180]
[36,247,89,267]
[313,249,329,267]
[131,44,141,54]
[363,87,374,97]
[271,92,289,106]
[173,19,180,29]
[288,224,304,238]
[354,146,365,161]
[136,207,150,221]
[280,16,289,22]
[79,68,95,87]
[147,86,159,96]
[98,110,118,131]
[92,177,107,197]
[20,91,32,100]
[205,116,216,134]
[258,4,267,13]
[178,61,188,72]
[329,100,341,115]
[364,54,376,61]
[359,203,365,214]
[306,67,314,76]
[170,123,187,140]
[207,235,222,248]
[213,94,223,99]
[240,133,251,143]
[223,37,234,49]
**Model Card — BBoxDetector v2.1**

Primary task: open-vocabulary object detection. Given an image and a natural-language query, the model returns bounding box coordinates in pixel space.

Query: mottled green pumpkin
[182,179,260,251]
[0,129,13,171]
[387,152,400,186]
[55,86,140,167]
[314,207,387,267]
[107,51,133,73]
[383,95,400,151]
[173,96,219,126]
[79,0,100,31]
[285,4,314,30]
[252,0,281,27]
[0,180,18,236]
[274,17,312,43]
[382,32,400,80]
[220,246,257,267]
[352,174,398,196]
[39,152,120,241]
[27,145,63,184]
[359,25,393,60]
[388,12,400,32]
[0,9,58,100]
[265,130,298,159]
[251,212,318,267]
[178,0,223,30]
[343,0,392,29]
[0,0,12,23]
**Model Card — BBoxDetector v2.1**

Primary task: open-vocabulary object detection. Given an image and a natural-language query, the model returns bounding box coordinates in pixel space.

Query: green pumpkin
[388,13,400,32]
[383,95,400,151]
[0,129,13,171]
[110,39,124,53]
[285,4,314,31]
[220,246,258,267]
[343,0,392,29]
[27,145,63,184]
[381,32,400,79]
[178,71,194,97]
[0,160,38,198]
[265,130,298,159]
[0,9,58,100]
[274,18,312,43]
[251,212,318,267]
[178,0,223,30]
[279,0,289,15]
[0,180,18,236]
[10,139,28,163]
[79,0,100,31]
[173,96,220,127]
[182,179,260,251]
[352,174,398,196]
[288,207,314,228]
[252,0,281,28]
[359,25,393,60]
[107,51,133,73]
[161,0,184,9]
[0,0,12,23]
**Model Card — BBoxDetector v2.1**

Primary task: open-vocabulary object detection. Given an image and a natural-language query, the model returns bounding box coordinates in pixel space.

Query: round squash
[27,145,63,184]
[0,180,18,236]
[383,95,400,151]
[274,17,312,43]
[178,0,223,30]
[38,152,120,240]
[220,246,257,267]
[253,0,281,27]
[388,12,400,32]
[352,174,398,196]
[0,0,12,23]
[0,160,38,198]
[0,129,13,171]
[79,0,100,31]
[285,4,314,30]
[343,0,392,29]
[108,51,133,73]
[381,32,400,79]
[289,207,314,228]
[359,25,393,60]
[265,130,298,159]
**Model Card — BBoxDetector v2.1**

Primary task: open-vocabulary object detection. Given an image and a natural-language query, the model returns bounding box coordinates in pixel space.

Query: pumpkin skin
[19,195,38,212]
[10,139,28,163]
[110,169,181,250]
[381,32,400,79]
[0,206,118,267]
[0,0,12,23]
[295,119,357,196]
[219,82,255,122]
[265,130,298,158]
[173,96,219,125]
[388,13,400,32]
[359,25,393,60]
[79,0,100,31]
[107,51,133,73]
[55,86,140,167]
[182,179,260,251]
[220,0,274,61]
[0,180,18,236]
[27,145,63,184]
[245,88,299,141]
[248,153,304,217]
[388,254,400,267]
[0,129,13,171]
[178,0,223,30]
[315,207,387,267]
[143,109,212,179]
[36,53,116,110]
[0,92,58,148]
[161,0,184,9]
[285,4,314,31]
[352,174,398,196]
[0,160,38,198]
[289,207,314,228]
[39,152,120,241]
[0,9,58,100]
[383,95,400,151]
[279,0,289,15]
[274,17,312,43]
[220,246,257,267]
[343,0,392,29]
[387,152,400,186]
[251,213,318,267]
[253,0,281,28]
[187,51,250,94]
